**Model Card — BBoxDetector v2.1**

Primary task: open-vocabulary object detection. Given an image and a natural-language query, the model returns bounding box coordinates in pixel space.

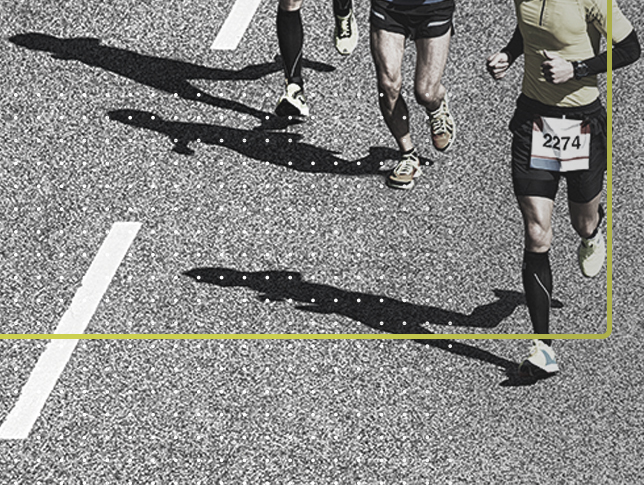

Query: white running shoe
[519,339,559,377]
[578,228,605,278]
[276,82,310,118]
[334,9,359,56]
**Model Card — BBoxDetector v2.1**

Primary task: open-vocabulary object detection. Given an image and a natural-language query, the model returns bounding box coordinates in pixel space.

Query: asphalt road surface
[1,0,643,483]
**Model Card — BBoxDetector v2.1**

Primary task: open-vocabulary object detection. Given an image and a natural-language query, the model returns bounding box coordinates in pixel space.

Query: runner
[275,0,358,118]
[486,0,640,377]
[275,0,309,117]
[370,0,456,190]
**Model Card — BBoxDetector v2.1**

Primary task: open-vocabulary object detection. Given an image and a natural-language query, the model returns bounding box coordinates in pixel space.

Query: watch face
[576,62,589,78]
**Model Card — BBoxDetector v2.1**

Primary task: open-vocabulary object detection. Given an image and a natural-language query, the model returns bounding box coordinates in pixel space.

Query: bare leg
[414,30,451,112]
[414,30,455,151]
[569,194,602,239]
[370,28,413,152]
[518,196,554,252]
[279,0,302,12]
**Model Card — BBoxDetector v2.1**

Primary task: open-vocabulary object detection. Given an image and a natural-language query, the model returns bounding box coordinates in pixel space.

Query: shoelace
[429,102,450,135]
[338,15,352,39]
[581,236,599,249]
[396,155,419,176]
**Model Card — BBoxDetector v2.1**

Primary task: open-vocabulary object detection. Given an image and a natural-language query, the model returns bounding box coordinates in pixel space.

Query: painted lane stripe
[0,222,141,440]
[211,0,263,50]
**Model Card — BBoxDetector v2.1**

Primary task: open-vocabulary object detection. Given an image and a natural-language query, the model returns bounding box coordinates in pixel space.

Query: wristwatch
[572,60,589,80]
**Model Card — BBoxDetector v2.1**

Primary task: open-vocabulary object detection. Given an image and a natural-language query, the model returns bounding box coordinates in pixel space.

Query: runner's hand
[486,52,511,80]
[541,50,574,84]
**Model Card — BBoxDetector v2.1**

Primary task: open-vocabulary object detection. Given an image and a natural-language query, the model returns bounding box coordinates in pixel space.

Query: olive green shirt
[515,0,633,106]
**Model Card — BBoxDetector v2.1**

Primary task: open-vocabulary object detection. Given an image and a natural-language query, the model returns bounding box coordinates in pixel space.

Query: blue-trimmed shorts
[370,0,456,40]
[510,94,607,203]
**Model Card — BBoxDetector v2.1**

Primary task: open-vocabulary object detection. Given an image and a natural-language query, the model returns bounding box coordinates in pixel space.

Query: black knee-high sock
[588,205,605,239]
[333,0,352,17]
[277,7,303,87]
[522,251,552,346]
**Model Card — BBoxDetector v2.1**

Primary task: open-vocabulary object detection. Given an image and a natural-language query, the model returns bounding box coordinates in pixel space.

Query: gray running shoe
[427,93,456,152]
[387,150,422,190]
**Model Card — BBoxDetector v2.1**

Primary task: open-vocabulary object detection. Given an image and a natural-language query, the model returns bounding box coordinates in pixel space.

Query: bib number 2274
[530,116,591,172]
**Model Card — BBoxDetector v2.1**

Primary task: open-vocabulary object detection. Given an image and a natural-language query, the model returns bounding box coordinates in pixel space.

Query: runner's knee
[279,0,302,11]
[571,213,598,239]
[378,75,402,101]
[414,81,442,107]
[525,222,553,251]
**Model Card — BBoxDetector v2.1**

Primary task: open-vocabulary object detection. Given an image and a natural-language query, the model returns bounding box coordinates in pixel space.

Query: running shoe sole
[387,165,423,190]
[518,360,559,379]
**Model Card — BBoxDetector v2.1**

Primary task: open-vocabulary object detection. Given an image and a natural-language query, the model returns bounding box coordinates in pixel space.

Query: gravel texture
[1,0,642,483]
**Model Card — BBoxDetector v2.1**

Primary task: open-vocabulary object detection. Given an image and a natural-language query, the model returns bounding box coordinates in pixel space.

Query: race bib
[530,116,591,172]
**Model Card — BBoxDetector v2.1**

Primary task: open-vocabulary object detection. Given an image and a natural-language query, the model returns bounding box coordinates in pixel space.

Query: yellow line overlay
[0,333,612,340]
[2,2,613,342]
[605,0,613,339]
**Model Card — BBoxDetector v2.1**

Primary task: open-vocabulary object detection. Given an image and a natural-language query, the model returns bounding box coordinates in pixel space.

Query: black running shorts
[510,94,607,203]
[370,0,455,40]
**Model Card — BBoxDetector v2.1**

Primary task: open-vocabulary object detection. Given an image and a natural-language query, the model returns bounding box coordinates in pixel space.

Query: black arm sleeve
[584,29,641,76]
[501,26,524,65]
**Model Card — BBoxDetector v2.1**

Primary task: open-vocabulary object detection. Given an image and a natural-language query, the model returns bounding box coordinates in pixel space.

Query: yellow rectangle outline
[2,3,613,341]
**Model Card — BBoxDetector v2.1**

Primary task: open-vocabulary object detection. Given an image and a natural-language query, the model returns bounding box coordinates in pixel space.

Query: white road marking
[211,0,263,50]
[0,222,141,440]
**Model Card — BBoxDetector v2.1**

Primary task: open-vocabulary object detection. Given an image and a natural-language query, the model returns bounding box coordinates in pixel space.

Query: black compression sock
[277,7,304,87]
[333,0,352,17]
[588,205,605,239]
[522,250,552,346]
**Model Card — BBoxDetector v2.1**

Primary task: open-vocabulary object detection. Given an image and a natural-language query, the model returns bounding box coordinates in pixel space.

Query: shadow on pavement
[183,267,557,386]
[8,32,334,121]
[109,109,417,176]
[501,367,559,387]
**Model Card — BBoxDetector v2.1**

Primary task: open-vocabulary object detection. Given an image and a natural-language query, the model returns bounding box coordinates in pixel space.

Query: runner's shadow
[109,109,418,176]
[184,267,564,386]
[8,33,334,121]
[501,367,558,387]
[184,267,530,378]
